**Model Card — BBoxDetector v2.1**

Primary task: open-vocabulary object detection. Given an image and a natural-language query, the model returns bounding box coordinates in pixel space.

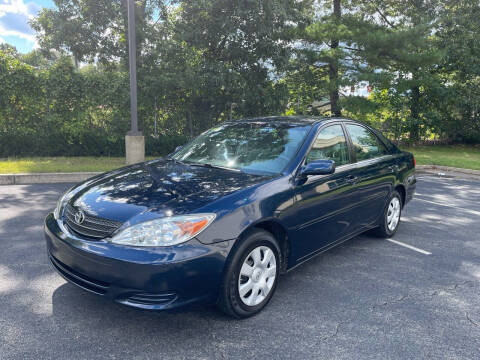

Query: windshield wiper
[166,158,185,165]
[186,162,241,172]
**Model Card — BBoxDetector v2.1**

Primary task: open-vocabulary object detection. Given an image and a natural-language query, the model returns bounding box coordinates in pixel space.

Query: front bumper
[44,213,234,310]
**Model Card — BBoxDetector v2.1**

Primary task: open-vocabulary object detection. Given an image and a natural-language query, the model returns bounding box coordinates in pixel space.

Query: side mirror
[299,160,336,177]
[174,145,183,152]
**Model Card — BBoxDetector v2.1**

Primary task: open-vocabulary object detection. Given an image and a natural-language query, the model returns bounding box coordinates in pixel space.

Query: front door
[286,123,358,262]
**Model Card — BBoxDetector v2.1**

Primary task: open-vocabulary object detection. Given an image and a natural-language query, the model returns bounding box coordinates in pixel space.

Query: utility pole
[125,0,145,164]
[329,0,342,117]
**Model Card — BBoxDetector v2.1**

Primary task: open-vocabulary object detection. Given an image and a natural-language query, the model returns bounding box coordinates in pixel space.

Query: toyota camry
[44,116,416,318]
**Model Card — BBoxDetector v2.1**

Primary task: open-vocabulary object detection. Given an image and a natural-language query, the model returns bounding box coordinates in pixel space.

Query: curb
[0,172,101,185]
[416,165,480,177]
[1,165,479,185]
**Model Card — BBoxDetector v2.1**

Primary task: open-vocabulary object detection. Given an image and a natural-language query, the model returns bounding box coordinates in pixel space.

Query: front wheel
[372,190,402,238]
[217,229,280,318]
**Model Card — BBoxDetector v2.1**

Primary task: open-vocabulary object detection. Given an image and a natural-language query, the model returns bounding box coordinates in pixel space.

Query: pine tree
[290,0,442,141]
[300,0,348,116]
[343,0,443,141]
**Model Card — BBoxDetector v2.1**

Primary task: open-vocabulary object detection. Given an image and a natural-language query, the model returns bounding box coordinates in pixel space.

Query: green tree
[173,0,312,125]
[289,0,445,142]
[31,0,166,67]
[343,0,443,141]
[31,0,311,136]
[3,0,480,157]
[291,0,347,116]
[435,0,480,142]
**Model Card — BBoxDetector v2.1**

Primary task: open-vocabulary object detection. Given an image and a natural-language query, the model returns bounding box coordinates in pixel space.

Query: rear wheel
[217,229,280,318]
[372,190,402,238]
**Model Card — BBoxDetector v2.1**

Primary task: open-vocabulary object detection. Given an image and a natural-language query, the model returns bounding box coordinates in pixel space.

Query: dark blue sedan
[45,116,416,318]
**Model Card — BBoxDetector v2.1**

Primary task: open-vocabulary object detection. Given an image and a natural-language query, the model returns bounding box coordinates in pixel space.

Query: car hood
[68,159,270,223]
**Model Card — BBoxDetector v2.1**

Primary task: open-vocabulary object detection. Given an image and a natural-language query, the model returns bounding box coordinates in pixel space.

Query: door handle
[388,165,399,173]
[345,175,358,184]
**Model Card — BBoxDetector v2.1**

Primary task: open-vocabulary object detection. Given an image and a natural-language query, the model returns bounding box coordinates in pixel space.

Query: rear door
[343,123,397,232]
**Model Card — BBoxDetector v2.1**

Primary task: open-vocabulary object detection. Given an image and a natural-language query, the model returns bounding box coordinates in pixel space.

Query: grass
[0,146,479,173]
[0,156,154,174]
[402,145,480,170]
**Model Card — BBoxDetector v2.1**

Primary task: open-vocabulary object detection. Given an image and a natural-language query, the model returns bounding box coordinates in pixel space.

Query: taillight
[413,156,416,168]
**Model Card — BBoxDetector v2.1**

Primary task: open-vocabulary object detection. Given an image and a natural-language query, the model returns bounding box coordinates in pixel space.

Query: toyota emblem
[74,210,85,224]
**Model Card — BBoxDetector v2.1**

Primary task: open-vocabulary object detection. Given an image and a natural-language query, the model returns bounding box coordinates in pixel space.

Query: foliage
[285,0,480,143]
[1,0,480,159]
[0,50,187,157]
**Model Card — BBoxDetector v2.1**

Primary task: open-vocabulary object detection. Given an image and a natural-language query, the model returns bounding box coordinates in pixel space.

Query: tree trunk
[187,111,193,137]
[329,0,342,117]
[410,84,421,142]
[73,53,79,69]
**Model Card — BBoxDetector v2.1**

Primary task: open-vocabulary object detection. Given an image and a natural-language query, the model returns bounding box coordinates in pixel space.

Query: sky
[0,0,55,53]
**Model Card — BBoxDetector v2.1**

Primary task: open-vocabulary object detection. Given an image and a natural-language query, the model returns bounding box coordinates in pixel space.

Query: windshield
[172,122,311,175]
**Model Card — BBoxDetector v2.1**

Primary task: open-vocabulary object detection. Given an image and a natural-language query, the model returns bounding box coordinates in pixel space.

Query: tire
[217,229,281,318]
[372,190,402,238]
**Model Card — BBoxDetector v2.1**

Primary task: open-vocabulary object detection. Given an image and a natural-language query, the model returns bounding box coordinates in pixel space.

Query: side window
[306,124,350,166]
[345,124,389,162]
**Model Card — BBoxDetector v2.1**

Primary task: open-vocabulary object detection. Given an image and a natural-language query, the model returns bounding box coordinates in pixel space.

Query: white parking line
[386,239,432,255]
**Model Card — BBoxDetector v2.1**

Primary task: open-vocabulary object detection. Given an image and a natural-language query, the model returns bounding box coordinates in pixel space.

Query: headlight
[110,214,216,247]
[53,189,72,220]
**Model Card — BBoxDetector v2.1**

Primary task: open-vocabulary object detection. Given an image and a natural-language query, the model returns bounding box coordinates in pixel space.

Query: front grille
[64,204,122,239]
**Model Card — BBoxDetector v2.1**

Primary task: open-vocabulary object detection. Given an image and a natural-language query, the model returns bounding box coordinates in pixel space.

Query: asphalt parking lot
[1,175,479,359]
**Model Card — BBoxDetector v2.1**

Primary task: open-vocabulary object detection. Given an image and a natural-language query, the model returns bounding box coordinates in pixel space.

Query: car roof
[229,116,354,127]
